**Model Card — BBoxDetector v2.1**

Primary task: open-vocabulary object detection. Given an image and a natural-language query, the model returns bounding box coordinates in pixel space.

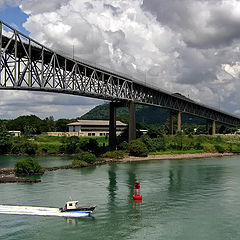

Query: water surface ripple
[1,155,240,239]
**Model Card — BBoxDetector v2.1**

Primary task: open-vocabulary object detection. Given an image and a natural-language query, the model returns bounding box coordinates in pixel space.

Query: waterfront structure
[67,120,127,137]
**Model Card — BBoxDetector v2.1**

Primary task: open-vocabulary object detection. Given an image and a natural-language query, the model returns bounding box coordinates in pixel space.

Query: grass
[103,150,127,159]
[35,135,108,145]
[150,150,204,155]
[35,135,63,143]
[34,136,62,154]
[34,135,109,154]
[9,134,240,157]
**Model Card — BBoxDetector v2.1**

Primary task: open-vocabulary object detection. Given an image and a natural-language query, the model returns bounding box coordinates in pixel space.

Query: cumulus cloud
[1,0,240,119]
[143,0,240,49]
[0,0,19,8]
[0,90,102,119]
[19,0,69,14]
[21,0,184,84]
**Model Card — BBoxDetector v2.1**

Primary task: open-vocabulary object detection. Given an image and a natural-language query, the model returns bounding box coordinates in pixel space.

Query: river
[1,155,240,240]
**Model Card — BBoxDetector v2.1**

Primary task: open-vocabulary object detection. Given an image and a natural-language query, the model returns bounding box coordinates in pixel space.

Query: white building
[67,120,127,137]
[8,131,21,137]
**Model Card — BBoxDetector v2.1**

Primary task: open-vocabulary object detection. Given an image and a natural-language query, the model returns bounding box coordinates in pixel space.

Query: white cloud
[0,90,102,119]
[1,0,240,119]
[222,62,240,79]
[21,0,184,84]
[0,0,19,8]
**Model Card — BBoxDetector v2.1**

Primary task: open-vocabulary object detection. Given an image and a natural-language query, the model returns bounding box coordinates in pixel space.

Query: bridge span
[1,20,240,149]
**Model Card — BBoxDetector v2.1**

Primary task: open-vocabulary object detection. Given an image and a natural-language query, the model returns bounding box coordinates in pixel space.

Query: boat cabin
[65,201,78,210]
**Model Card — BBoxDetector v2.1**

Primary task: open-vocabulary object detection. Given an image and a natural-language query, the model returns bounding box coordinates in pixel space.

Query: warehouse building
[67,120,127,137]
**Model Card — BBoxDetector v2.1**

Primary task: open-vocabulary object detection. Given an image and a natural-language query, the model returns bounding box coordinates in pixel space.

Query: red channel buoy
[133,181,142,200]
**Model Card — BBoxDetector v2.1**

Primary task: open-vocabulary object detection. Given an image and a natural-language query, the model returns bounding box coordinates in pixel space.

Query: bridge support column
[128,101,136,142]
[169,112,174,135]
[212,120,216,135]
[109,102,117,150]
[177,111,181,132]
[206,120,210,134]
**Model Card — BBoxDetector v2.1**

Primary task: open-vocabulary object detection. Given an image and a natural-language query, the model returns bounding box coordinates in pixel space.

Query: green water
[1,155,240,240]
[0,155,73,168]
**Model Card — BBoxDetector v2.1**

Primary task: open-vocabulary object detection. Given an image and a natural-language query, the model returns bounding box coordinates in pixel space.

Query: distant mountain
[80,103,206,125]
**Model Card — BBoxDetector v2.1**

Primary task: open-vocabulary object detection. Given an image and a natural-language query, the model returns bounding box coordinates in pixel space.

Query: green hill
[80,103,205,126]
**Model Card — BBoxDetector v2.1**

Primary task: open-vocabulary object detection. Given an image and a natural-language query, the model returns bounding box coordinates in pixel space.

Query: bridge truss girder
[0,20,240,127]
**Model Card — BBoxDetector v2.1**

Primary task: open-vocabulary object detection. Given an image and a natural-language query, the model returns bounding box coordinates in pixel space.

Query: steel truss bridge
[0,20,240,127]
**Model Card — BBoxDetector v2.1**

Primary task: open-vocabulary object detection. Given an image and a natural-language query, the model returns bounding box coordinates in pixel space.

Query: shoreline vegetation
[0,152,237,183]
[2,133,240,156]
[2,134,240,183]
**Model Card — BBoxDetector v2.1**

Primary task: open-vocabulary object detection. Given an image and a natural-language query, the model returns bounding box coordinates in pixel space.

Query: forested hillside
[81,103,206,125]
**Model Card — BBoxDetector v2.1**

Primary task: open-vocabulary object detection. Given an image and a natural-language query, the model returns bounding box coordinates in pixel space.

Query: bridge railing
[1,19,240,126]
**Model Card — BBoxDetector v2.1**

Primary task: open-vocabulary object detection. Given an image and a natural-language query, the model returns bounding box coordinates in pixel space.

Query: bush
[216,135,223,143]
[214,144,225,153]
[128,140,149,157]
[194,142,204,150]
[74,151,97,164]
[11,141,38,155]
[14,158,43,175]
[65,136,79,153]
[152,138,166,151]
[203,144,217,152]
[72,160,88,167]
[37,143,60,154]
[141,135,156,152]
[231,143,240,153]
[118,141,128,150]
[0,126,12,154]
[103,150,126,159]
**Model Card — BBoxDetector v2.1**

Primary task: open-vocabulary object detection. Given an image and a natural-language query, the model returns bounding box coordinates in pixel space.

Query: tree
[65,136,80,153]
[0,124,12,154]
[6,115,43,134]
[128,140,149,157]
[24,125,36,137]
[14,158,43,175]
[73,152,97,164]
[44,116,56,132]
[55,119,72,132]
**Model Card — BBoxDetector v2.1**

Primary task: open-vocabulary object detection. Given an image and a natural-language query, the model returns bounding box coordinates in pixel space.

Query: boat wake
[0,205,90,218]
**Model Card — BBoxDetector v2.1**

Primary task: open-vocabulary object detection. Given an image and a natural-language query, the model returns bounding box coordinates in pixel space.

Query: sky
[1,0,240,120]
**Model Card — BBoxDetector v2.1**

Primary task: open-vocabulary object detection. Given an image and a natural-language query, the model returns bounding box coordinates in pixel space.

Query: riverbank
[0,159,114,178]
[119,152,234,162]
[0,152,236,183]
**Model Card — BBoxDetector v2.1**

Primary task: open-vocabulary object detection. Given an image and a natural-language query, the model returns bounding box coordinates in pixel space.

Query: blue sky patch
[0,6,29,35]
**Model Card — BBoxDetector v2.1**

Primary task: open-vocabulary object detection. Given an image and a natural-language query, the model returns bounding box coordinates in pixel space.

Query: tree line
[0,114,238,137]
[0,115,75,135]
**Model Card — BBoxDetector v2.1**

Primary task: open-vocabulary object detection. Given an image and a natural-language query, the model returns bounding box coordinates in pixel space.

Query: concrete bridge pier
[109,101,135,149]
[128,101,136,142]
[177,111,181,132]
[206,120,212,135]
[206,120,210,134]
[109,102,117,150]
[212,120,216,135]
[169,111,181,134]
[206,120,216,135]
[169,112,174,135]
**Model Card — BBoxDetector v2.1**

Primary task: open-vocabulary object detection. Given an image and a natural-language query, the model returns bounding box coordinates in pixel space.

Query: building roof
[67,120,127,126]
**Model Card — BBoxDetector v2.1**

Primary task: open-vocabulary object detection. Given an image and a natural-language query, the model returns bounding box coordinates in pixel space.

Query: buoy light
[133,181,142,200]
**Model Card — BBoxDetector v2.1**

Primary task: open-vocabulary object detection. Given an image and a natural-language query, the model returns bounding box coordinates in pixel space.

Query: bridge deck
[1,20,240,126]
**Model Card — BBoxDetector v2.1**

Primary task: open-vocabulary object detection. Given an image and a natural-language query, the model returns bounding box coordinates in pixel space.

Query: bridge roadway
[1,20,240,149]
